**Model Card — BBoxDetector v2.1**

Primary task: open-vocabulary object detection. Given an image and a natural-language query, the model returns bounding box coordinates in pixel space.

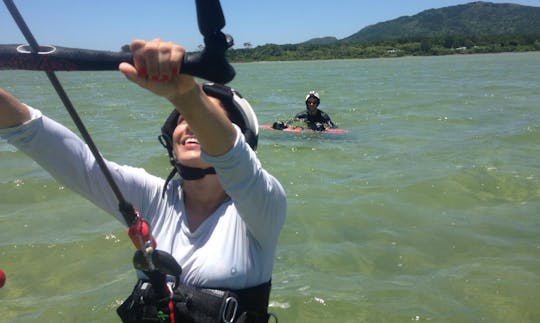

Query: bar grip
[0,43,235,84]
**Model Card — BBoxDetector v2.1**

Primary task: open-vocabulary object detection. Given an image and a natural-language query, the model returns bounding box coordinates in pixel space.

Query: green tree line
[225,34,540,62]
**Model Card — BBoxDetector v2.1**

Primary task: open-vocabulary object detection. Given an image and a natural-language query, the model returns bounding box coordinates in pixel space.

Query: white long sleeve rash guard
[0,106,287,290]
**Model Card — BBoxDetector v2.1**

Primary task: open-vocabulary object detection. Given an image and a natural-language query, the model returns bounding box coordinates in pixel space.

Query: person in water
[272,90,337,131]
[0,39,286,322]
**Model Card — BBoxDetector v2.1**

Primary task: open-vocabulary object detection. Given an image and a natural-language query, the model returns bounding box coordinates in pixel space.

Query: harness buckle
[166,281,175,299]
[222,296,238,323]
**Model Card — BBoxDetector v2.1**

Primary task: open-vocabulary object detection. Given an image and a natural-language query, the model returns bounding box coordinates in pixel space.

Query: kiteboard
[260,124,348,134]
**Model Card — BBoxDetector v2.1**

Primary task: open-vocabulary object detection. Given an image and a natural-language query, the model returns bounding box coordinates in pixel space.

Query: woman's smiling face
[171,96,224,168]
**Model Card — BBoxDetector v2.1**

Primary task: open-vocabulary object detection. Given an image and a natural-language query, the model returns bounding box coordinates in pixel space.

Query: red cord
[168,299,175,323]
[128,216,156,251]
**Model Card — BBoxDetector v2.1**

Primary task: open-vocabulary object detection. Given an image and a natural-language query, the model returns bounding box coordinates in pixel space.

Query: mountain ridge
[226,2,540,62]
[302,1,540,45]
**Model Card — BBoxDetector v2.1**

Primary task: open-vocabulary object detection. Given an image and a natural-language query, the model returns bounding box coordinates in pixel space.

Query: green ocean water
[1,52,539,322]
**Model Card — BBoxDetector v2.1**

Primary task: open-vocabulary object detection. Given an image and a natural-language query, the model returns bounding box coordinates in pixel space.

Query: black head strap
[158,127,217,196]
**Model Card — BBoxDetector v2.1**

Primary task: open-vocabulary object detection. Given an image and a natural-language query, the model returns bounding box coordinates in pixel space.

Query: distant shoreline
[225,35,540,63]
[228,49,540,64]
[230,50,540,64]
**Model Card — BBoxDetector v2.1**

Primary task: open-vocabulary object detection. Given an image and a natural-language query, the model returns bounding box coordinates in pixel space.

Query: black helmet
[159,83,259,194]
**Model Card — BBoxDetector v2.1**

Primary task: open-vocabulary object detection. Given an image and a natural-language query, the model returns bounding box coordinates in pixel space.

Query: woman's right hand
[119,39,198,101]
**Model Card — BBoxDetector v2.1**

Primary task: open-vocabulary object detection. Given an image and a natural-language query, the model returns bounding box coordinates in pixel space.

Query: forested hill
[340,1,540,43]
[226,1,540,62]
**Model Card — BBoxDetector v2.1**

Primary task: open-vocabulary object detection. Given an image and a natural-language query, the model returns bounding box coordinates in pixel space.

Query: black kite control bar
[0,0,236,84]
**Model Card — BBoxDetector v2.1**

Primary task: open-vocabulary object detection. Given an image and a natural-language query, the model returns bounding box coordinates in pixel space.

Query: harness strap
[117,280,273,323]
[231,281,271,315]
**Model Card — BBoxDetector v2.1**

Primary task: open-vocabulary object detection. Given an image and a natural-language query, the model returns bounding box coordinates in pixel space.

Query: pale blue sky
[2,0,539,52]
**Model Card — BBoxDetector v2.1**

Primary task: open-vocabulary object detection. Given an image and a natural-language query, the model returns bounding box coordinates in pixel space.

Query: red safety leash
[127,212,158,271]
[128,215,156,252]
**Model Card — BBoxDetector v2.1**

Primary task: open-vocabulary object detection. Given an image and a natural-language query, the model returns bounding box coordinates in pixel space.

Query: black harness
[117,279,273,323]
